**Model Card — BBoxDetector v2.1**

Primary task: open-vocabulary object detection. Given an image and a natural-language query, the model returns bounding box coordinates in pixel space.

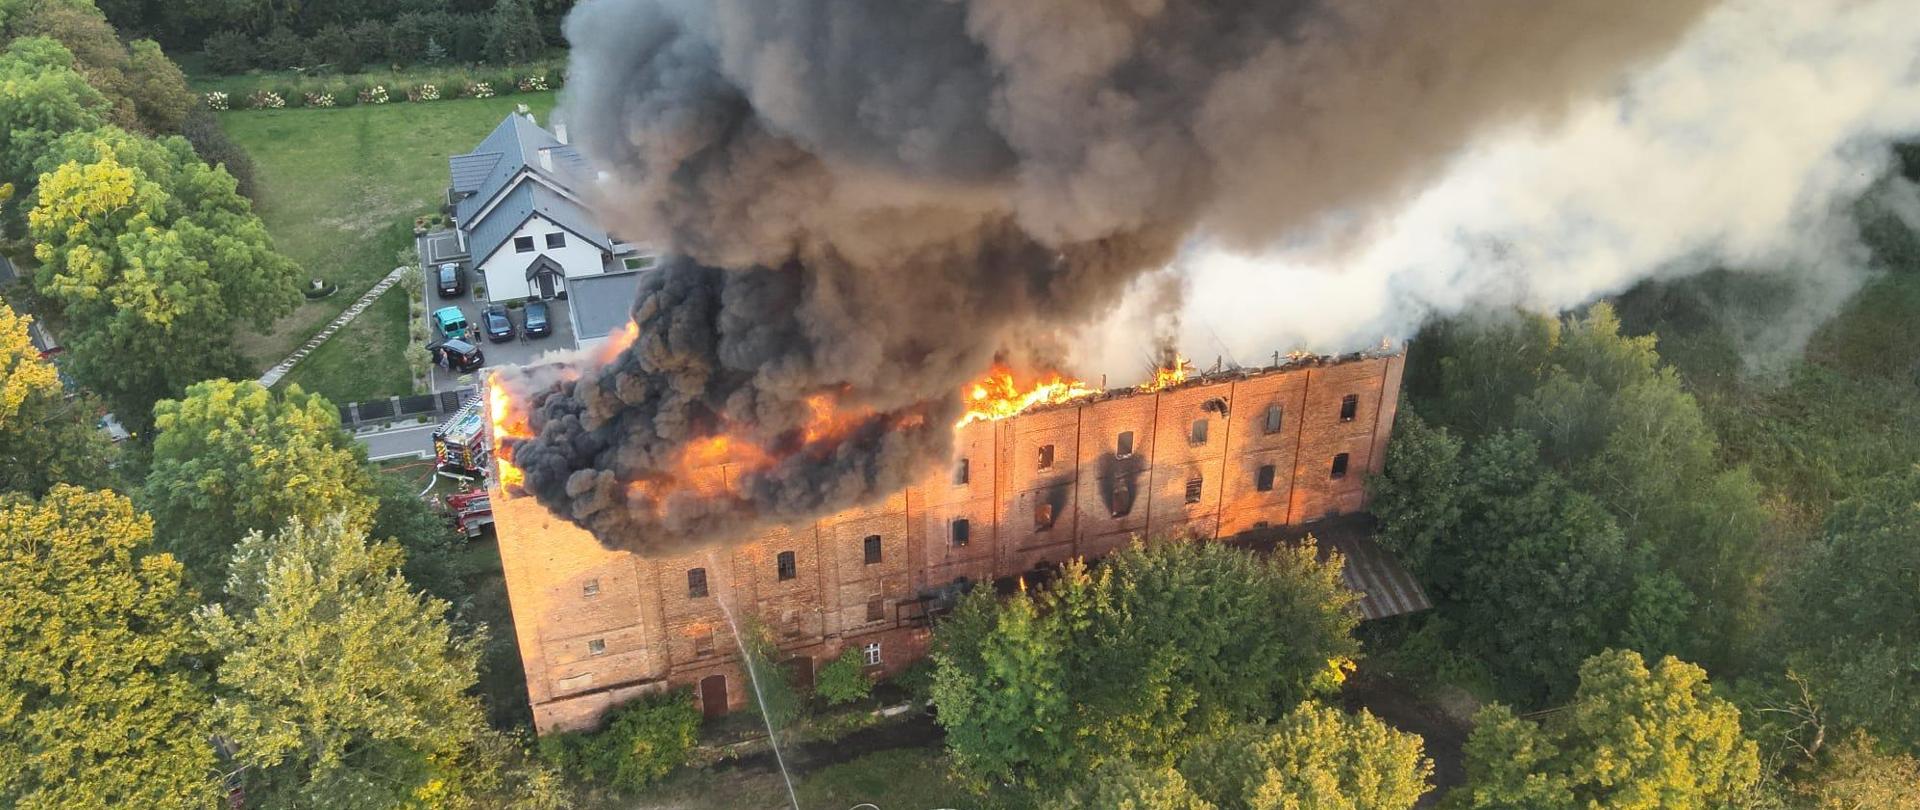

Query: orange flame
[1138,353,1193,392]
[956,366,1098,428]
[487,374,531,489]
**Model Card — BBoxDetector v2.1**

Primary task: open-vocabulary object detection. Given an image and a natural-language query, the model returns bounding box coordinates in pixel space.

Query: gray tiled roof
[465,182,613,269]
[451,114,584,224]
[449,152,503,193]
[568,271,644,341]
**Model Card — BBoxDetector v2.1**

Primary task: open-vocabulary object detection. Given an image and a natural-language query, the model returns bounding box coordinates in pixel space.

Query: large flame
[487,373,531,489]
[956,366,1099,428]
[1138,353,1194,392]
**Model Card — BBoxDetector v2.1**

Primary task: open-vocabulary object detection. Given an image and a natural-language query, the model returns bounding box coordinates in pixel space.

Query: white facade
[476,215,609,302]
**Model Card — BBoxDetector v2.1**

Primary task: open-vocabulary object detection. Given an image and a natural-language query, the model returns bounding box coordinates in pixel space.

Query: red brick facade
[493,352,1405,734]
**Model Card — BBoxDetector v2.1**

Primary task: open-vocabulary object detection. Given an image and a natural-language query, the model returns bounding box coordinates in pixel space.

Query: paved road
[358,422,440,462]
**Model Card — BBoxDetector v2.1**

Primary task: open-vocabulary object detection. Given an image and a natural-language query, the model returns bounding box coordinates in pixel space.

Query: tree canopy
[0,485,216,810]
[1457,649,1759,810]
[1181,703,1431,810]
[197,515,491,809]
[28,131,299,424]
[931,540,1359,787]
[0,301,110,494]
[145,379,375,590]
[1778,465,1920,752]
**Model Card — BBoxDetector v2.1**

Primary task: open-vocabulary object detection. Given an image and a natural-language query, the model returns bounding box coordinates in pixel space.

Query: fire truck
[432,397,490,478]
[432,396,496,537]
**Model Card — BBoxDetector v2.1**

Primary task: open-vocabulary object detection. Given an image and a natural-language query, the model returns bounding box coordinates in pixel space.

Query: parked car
[483,304,515,342]
[428,338,486,372]
[435,263,466,298]
[522,300,552,338]
[432,306,468,340]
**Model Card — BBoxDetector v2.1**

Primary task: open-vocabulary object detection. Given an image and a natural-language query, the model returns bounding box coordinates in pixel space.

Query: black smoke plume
[505,0,1718,554]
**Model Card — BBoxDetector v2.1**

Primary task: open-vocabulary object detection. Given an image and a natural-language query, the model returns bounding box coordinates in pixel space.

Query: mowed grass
[219,92,558,403]
[277,281,413,403]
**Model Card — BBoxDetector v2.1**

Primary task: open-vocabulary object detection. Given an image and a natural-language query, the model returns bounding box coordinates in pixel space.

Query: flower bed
[203,64,564,111]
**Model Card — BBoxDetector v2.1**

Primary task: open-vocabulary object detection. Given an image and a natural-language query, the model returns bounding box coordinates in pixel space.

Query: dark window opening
[1037,444,1055,470]
[1264,404,1284,435]
[777,551,797,581]
[687,568,708,599]
[1340,394,1359,422]
[513,235,535,253]
[694,631,714,657]
[950,518,970,547]
[1034,501,1055,531]
[587,638,606,656]
[1190,419,1209,445]
[863,534,883,565]
[1331,453,1350,479]
[1185,477,1203,504]
[954,457,969,485]
[545,232,565,249]
[866,596,885,623]
[1111,479,1133,518]
[1116,431,1134,457]
[1256,464,1277,492]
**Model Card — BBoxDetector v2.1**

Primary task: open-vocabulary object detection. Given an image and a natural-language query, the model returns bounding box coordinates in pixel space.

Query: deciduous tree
[486,0,543,64]
[1457,649,1760,810]
[1182,703,1430,810]
[197,515,490,810]
[0,36,106,196]
[0,486,216,809]
[932,540,1359,787]
[1049,762,1215,810]
[1779,465,1920,751]
[29,131,300,424]
[145,379,375,589]
[0,301,111,494]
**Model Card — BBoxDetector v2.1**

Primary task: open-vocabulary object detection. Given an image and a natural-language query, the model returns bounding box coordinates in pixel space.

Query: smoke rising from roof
[507,0,1721,554]
[1085,0,1920,377]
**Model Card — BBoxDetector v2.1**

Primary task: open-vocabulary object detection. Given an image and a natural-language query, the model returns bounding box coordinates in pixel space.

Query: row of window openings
[573,454,1355,580]
[590,638,885,662]
[586,627,890,662]
[661,537,886,601]
[579,454,1355,578]
[958,397,1357,482]
[514,232,567,253]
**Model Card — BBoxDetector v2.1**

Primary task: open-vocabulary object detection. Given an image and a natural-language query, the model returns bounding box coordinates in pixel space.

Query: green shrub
[203,31,257,75]
[816,647,874,706]
[537,690,701,791]
[259,27,306,71]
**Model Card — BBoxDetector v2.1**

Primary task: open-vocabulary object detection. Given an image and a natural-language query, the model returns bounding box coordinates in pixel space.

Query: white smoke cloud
[1076,0,1920,379]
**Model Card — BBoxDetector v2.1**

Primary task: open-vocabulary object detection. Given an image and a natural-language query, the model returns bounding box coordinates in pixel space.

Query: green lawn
[219,92,558,405]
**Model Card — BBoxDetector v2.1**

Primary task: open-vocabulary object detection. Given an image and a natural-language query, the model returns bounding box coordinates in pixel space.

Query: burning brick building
[492,349,1425,734]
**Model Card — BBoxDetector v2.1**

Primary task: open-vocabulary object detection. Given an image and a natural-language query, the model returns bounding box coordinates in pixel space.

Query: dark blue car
[483,304,515,342]
[523,300,552,338]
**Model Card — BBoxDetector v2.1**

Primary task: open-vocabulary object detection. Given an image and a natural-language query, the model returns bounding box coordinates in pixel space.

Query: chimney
[553,123,569,144]
[538,148,554,172]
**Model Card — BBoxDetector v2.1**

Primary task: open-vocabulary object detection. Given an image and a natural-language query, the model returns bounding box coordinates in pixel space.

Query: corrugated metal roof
[1230,516,1432,621]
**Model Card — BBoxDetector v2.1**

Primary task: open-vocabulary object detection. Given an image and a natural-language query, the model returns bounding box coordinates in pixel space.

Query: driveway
[420,262,577,391]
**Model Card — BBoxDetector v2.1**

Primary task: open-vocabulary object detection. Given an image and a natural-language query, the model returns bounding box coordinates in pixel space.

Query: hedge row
[205,69,561,111]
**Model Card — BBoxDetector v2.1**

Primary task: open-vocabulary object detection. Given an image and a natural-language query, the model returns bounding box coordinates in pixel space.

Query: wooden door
[699,674,728,718]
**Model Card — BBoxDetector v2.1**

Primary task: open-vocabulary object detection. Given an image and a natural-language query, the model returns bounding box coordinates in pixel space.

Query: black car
[428,338,485,372]
[522,300,552,338]
[482,304,515,342]
[436,263,466,298]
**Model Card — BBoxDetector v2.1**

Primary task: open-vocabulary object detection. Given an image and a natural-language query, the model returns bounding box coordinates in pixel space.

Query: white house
[447,112,654,306]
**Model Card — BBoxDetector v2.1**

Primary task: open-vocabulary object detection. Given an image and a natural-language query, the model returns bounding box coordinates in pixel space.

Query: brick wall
[494,352,1404,734]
